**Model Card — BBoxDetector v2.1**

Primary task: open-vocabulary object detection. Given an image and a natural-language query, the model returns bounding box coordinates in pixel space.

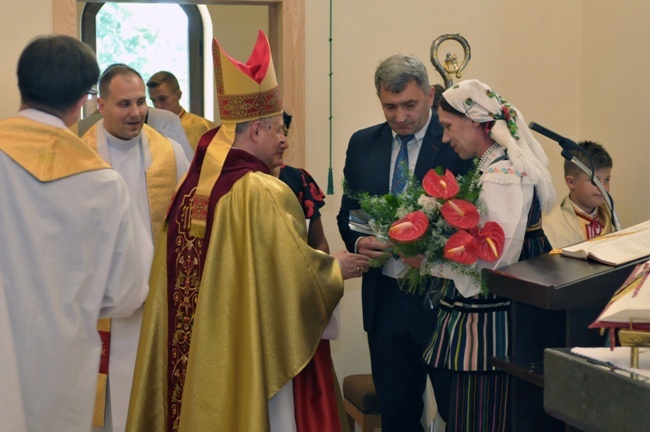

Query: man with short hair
[78,106,195,161]
[147,70,216,150]
[82,64,190,432]
[0,35,149,432]
[127,30,370,432]
[337,54,473,431]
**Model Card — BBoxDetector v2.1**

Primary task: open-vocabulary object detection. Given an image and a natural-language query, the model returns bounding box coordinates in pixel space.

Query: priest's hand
[333,249,371,280]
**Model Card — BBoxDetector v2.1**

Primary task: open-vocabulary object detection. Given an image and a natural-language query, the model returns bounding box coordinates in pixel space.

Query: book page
[562,220,650,265]
[571,347,650,380]
[594,261,650,323]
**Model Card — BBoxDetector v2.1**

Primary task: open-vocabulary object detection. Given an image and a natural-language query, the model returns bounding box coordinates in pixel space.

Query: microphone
[528,121,622,231]
[529,122,581,161]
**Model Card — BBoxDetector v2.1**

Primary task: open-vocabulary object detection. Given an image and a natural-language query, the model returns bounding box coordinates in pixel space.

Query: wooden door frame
[53,0,305,166]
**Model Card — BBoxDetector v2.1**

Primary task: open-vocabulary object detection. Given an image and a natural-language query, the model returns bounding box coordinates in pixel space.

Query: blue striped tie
[391,134,414,194]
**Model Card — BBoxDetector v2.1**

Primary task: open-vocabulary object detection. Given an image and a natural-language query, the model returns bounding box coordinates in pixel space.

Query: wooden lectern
[483,253,645,431]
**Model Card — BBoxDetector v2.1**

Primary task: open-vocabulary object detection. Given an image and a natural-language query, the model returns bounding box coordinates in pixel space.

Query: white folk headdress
[442,79,556,212]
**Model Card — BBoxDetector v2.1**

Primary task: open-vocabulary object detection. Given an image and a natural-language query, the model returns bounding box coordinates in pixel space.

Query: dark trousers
[428,367,452,429]
[367,275,442,432]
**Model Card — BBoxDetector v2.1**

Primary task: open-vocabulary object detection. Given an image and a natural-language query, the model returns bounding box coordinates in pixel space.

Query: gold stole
[142,124,179,239]
[82,123,177,427]
[0,116,108,181]
[179,108,215,151]
[189,124,235,238]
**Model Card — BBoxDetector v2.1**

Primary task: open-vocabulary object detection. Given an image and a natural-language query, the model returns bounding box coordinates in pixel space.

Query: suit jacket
[337,110,473,332]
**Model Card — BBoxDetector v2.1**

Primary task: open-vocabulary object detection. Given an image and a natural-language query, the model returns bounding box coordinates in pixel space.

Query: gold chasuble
[0,116,108,181]
[179,108,215,151]
[128,30,343,432]
[82,122,178,426]
[127,144,343,432]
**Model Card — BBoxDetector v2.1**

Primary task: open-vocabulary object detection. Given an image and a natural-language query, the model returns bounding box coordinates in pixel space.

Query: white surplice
[92,120,190,432]
[0,109,150,432]
[0,277,27,432]
[78,108,194,162]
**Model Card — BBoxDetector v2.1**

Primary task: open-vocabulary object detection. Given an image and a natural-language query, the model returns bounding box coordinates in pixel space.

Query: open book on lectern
[557,220,650,266]
[589,259,650,329]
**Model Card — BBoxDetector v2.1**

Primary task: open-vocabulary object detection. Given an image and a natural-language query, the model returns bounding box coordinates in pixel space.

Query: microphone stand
[529,122,622,231]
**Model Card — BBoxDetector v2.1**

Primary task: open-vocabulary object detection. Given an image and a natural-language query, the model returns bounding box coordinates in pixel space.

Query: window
[81,3,205,115]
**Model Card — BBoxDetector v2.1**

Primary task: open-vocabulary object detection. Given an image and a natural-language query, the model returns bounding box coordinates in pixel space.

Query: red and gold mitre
[213,30,283,123]
[189,30,282,238]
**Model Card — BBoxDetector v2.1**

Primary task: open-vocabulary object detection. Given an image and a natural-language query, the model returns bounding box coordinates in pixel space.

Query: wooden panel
[53,0,77,36]
[80,3,100,53]
[484,253,641,310]
[276,0,304,167]
[68,0,305,167]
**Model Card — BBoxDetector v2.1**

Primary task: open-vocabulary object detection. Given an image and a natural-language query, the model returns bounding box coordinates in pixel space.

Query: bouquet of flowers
[345,161,505,295]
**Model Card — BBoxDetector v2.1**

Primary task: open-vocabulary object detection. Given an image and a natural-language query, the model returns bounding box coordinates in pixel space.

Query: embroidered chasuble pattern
[168,185,204,432]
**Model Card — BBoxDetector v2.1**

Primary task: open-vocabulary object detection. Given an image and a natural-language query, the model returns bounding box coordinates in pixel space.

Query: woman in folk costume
[405,79,555,431]
[273,110,351,429]
[126,30,368,432]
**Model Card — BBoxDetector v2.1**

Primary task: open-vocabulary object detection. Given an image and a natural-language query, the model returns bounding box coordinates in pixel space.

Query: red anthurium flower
[444,230,477,264]
[388,211,429,243]
[422,169,459,200]
[440,199,480,230]
[472,222,505,262]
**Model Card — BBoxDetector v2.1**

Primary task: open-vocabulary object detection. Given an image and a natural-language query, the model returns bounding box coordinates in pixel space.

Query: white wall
[208,4,269,124]
[580,1,650,227]
[0,0,53,120]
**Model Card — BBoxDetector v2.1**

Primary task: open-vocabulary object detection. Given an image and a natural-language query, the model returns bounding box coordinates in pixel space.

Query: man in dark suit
[337,54,472,431]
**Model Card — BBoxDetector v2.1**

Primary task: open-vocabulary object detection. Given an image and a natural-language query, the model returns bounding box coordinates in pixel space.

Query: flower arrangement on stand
[345,161,505,294]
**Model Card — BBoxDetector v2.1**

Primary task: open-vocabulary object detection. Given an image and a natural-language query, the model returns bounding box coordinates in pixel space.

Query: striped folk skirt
[423,284,510,432]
